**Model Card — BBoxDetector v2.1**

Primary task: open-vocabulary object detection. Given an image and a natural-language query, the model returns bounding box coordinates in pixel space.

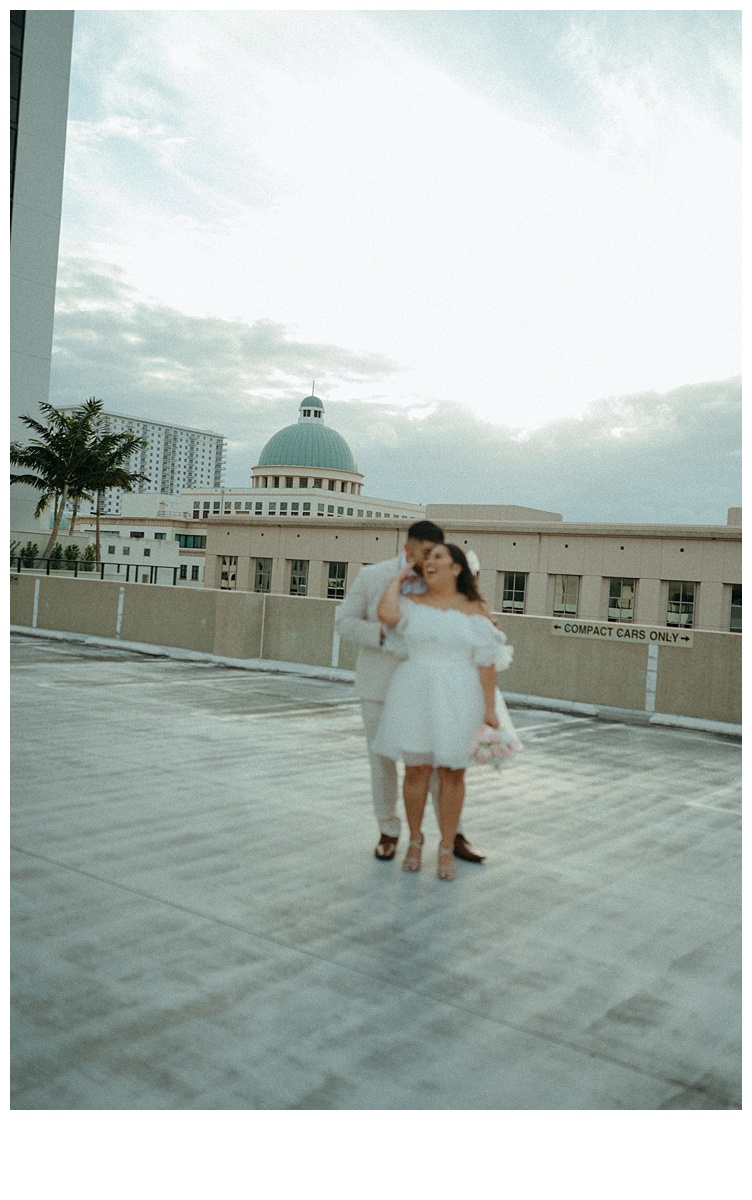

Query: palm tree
[10,399,102,559]
[81,431,149,562]
[11,398,149,561]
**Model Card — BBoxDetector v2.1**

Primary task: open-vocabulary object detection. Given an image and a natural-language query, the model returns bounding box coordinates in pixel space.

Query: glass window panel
[327,561,347,599]
[254,558,272,593]
[608,578,635,622]
[500,572,526,614]
[730,584,741,633]
[666,580,696,628]
[289,559,308,596]
[553,575,579,617]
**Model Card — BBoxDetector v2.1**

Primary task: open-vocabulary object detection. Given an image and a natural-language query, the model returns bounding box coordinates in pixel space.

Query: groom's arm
[334,567,384,649]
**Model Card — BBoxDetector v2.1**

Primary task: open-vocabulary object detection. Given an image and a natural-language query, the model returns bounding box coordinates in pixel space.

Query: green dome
[300,395,324,410]
[258,422,358,473]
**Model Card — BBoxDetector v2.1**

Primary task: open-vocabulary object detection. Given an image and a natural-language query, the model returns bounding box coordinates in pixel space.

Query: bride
[373,543,501,880]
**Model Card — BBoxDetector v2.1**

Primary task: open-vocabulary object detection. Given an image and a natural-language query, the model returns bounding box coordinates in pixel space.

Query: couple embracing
[335,520,516,881]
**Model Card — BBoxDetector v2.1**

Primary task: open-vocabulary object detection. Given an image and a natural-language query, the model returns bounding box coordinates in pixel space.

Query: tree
[10,398,102,559]
[80,430,149,562]
[10,398,149,560]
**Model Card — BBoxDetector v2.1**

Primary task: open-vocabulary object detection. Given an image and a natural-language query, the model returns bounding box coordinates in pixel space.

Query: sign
[552,621,693,647]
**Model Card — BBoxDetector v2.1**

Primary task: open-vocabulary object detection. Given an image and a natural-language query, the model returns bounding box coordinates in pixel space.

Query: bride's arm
[377,567,413,627]
[478,664,499,728]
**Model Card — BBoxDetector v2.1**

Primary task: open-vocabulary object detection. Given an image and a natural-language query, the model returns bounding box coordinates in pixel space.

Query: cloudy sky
[50,6,741,523]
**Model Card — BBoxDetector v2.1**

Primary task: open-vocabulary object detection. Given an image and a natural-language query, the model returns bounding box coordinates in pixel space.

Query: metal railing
[10,557,179,585]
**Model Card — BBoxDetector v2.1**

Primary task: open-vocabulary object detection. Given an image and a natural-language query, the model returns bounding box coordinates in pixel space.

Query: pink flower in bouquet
[470,723,521,769]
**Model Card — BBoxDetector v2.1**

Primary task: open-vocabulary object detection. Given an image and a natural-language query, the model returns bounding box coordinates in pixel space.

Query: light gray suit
[334,555,441,838]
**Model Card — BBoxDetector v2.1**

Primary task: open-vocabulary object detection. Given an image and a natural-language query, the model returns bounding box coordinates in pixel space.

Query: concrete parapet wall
[9,574,741,724]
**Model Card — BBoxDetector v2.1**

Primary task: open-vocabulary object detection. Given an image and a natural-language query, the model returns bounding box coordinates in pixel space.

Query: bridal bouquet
[470,724,521,769]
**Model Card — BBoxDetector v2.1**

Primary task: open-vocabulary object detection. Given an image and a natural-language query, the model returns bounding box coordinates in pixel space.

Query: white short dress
[372,600,499,770]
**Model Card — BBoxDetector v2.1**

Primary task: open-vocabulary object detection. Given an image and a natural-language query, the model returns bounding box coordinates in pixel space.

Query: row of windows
[224,564,741,631]
[500,574,741,632]
[253,476,361,494]
[224,558,347,600]
[194,500,409,520]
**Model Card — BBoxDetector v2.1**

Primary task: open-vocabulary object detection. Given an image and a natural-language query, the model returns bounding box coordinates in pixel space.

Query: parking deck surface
[10,634,741,1109]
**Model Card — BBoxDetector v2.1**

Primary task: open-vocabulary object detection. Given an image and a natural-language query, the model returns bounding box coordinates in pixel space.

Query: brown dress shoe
[375,833,399,860]
[453,833,486,863]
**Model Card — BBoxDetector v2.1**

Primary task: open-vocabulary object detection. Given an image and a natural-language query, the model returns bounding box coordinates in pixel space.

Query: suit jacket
[334,556,404,702]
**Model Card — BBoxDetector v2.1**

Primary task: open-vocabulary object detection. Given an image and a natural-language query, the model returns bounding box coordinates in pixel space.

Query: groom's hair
[406,520,444,544]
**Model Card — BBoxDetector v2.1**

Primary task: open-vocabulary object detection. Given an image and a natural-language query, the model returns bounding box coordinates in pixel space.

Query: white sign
[552,621,693,647]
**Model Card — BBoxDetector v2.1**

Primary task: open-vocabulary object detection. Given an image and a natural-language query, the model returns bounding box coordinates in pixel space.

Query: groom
[335,519,486,863]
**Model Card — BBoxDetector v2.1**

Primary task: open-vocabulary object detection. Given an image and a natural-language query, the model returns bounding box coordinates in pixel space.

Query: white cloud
[60,9,741,434]
[49,260,740,525]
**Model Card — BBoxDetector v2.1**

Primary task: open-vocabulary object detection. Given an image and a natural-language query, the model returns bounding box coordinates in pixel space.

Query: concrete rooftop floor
[10,632,741,1110]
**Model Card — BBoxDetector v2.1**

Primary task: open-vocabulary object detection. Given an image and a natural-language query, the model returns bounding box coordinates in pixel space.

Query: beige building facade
[199,505,741,634]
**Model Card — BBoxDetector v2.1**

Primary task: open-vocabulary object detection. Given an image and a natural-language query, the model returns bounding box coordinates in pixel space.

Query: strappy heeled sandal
[437,845,458,881]
[402,834,424,872]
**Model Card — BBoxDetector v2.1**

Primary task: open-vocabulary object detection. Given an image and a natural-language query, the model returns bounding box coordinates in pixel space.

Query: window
[244,502,252,510]
[553,575,579,617]
[254,558,272,593]
[347,508,353,516]
[667,580,696,628]
[220,555,238,590]
[255,502,263,514]
[357,510,363,517]
[234,502,242,510]
[285,476,293,488]
[608,578,635,622]
[154,532,166,540]
[268,503,276,515]
[327,561,347,600]
[366,510,372,518]
[498,572,526,614]
[130,531,145,539]
[300,477,308,488]
[730,584,741,633]
[179,564,187,579]
[143,548,151,557]
[290,559,308,596]
[107,545,116,555]
[313,478,322,488]
[223,504,231,513]
[291,502,299,514]
[123,547,130,557]
[273,477,280,488]
[191,565,200,581]
[175,534,206,549]
[212,502,220,512]
[327,505,334,515]
[302,503,311,514]
[203,502,210,509]
[280,502,288,514]
[328,480,336,491]
[337,507,344,515]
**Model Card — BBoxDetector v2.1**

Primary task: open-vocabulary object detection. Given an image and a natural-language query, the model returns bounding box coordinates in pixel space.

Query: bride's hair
[446,544,485,603]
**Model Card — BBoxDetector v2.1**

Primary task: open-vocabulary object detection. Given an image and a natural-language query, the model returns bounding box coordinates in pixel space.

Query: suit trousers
[360,699,444,838]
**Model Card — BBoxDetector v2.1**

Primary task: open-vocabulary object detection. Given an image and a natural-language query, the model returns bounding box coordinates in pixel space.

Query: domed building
[130,390,425,529]
[251,393,364,499]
